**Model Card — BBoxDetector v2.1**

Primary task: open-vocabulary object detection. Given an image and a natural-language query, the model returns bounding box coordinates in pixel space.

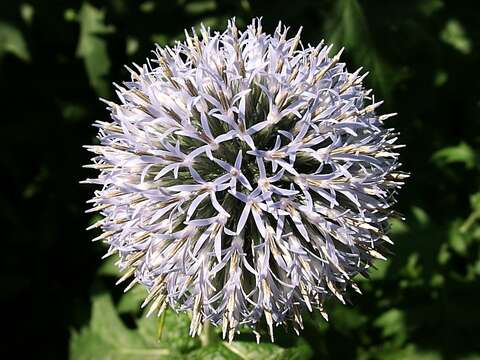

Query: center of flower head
[85,18,406,343]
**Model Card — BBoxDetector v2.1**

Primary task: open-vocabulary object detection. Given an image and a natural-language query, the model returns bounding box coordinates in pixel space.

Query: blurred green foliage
[1,0,479,358]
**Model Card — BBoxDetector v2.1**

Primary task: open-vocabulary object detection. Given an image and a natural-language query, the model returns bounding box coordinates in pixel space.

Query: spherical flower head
[84,18,407,342]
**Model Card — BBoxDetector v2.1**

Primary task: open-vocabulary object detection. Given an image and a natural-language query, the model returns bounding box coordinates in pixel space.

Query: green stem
[460,210,480,233]
[200,321,216,347]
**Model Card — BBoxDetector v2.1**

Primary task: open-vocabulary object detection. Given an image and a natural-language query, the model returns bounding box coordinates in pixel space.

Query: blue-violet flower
[84,18,407,342]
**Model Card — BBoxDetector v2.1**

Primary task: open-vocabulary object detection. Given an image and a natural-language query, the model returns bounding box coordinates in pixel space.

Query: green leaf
[62,307,309,360]
[440,19,472,54]
[136,310,201,353]
[434,70,448,87]
[187,339,312,360]
[411,206,430,228]
[140,1,156,13]
[323,0,397,97]
[61,102,88,122]
[187,343,242,360]
[389,218,410,236]
[117,285,148,314]
[418,0,444,16]
[403,253,422,279]
[97,255,119,277]
[460,192,480,234]
[363,344,442,360]
[0,22,30,62]
[20,3,35,25]
[330,306,368,333]
[70,293,172,360]
[432,142,476,169]
[470,193,480,211]
[368,259,390,280]
[76,2,114,96]
[185,0,217,15]
[374,308,407,345]
[126,36,139,55]
[449,220,468,255]
[459,355,480,360]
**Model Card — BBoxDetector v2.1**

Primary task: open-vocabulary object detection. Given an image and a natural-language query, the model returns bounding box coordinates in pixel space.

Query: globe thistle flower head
[84,18,407,342]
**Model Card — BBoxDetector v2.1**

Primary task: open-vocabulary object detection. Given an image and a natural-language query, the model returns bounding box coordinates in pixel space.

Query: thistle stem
[200,320,216,347]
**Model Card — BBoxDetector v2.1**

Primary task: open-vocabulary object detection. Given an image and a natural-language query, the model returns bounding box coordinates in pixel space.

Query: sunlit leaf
[187,339,312,360]
[76,2,114,96]
[0,22,30,62]
[65,8,77,22]
[460,193,480,233]
[469,193,480,211]
[185,0,216,15]
[97,256,119,277]
[240,0,251,12]
[151,34,169,46]
[411,207,430,228]
[363,344,442,360]
[20,3,35,25]
[441,19,472,54]
[374,308,407,345]
[389,218,410,236]
[126,36,139,55]
[403,253,422,279]
[136,309,200,353]
[434,70,448,87]
[369,259,390,280]
[117,285,147,314]
[140,1,156,13]
[449,220,468,255]
[73,293,312,360]
[432,142,476,169]
[70,294,172,360]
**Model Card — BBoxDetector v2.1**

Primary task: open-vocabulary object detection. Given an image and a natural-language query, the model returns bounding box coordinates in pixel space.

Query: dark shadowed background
[1,0,479,358]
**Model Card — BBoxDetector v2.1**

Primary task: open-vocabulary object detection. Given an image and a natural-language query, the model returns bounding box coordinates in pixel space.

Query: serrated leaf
[70,293,172,360]
[187,339,312,360]
[187,343,242,360]
[0,22,30,62]
[76,2,114,96]
[70,292,309,360]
